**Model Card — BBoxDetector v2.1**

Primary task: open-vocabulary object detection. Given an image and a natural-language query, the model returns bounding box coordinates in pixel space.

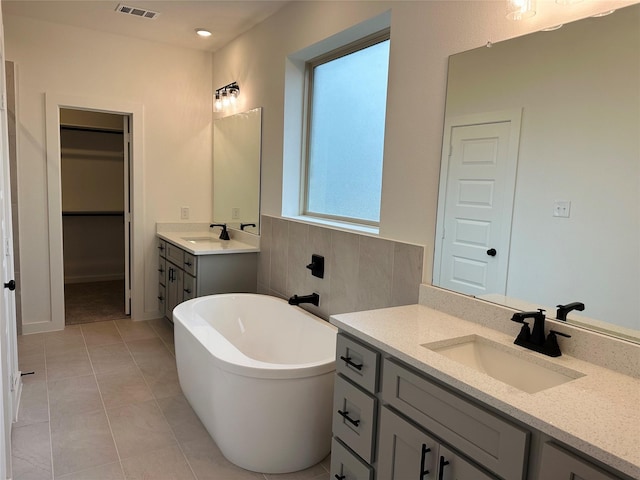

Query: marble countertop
[157,231,259,255]
[330,304,640,479]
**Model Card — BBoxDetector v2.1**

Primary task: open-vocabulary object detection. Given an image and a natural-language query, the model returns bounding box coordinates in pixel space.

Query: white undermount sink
[181,236,219,244]
[423,335,584,394]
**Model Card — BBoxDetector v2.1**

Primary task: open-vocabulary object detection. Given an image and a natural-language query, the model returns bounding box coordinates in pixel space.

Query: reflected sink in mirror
[181,236,220,244]
[423,335,584,394]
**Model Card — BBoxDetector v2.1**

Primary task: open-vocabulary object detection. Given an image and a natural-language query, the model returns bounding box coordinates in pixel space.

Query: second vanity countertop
[330,304,640,479]
[157,231,259,255]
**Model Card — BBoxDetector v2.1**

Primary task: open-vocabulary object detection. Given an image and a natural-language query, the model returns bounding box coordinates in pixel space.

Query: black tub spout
[288,293,320,307]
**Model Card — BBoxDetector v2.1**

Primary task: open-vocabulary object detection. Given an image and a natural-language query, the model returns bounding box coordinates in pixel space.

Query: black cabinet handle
[158,245,164,251]
[486,248,497,256]
[157,295,164,301]
[4,280,15,291]
[183,288,192,294]
[184,261,192,267]
[420,443,431,479]
[337,409,360,427]
[339,355,363,371]
[158,268,164,273]
[438,456,450,480]
[334,475,345,480]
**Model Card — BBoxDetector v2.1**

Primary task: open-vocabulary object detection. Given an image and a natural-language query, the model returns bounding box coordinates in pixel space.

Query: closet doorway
[60,108,131,325]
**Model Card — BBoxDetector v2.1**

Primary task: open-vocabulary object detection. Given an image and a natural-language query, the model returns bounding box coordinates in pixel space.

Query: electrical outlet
[231,208,240,220]
[553,200,571,218]
[180,207,190,220]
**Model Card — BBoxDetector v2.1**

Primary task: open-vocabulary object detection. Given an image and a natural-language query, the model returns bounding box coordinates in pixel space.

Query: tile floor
[12,317,330,479]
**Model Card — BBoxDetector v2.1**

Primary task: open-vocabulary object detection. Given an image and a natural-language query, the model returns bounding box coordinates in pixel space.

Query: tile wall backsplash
[258,215,424,320]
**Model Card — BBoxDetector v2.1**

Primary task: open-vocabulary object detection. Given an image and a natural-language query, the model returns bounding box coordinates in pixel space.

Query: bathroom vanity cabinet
[330,332,631,480]
[157,238,257,321]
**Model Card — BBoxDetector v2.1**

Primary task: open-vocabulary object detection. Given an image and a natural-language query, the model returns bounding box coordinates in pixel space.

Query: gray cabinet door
[378,407,439,480]
[539,443,621,480]
[166,262,183,321]
[438,445,495,480]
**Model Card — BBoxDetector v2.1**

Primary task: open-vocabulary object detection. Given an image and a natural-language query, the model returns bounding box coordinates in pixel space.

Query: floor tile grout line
[116,318,199,479]
[80,321,128,480]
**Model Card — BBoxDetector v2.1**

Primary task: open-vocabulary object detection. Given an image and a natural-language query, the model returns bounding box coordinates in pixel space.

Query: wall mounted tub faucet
[511,309,571,357]
[210,223,230,240]
[556,302,585,321]
[288,293,320,307]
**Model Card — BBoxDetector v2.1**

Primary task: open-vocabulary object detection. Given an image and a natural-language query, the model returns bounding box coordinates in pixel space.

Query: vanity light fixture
[214,82,240,112]
[506,0,536,20]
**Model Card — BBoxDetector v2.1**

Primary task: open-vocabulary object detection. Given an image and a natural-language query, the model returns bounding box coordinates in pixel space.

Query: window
[304,33,390,226]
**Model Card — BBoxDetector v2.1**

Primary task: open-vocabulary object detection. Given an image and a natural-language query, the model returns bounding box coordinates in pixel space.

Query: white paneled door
[0,8,19,478]
[435,113,521,297]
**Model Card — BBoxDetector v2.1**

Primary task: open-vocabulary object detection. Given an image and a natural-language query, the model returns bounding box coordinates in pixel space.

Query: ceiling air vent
[115,4,160,19]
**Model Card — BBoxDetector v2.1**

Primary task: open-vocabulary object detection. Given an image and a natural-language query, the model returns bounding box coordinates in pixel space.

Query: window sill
[284,215,379,236]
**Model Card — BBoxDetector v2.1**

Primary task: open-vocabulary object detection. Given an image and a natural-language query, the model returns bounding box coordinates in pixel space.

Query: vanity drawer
[183,273,196,301]
[382,358,528,480]
[330,438,373,480]
[333,374,377,464]
[158,239,167,258]
[158,257,167,286]
[158,285,166,316]
[336,333,379,393]
[165,242,184,266]
[183,252,197,276]
[539,443,621,480]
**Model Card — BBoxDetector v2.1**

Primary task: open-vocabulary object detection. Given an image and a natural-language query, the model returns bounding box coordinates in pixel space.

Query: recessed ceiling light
[195,28,212,37]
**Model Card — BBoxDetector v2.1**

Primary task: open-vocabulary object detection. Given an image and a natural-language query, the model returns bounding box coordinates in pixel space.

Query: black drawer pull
[438,456,450,480]
[158,245,164,251]
[184,261,192,267]
[420,443,431,479]
[183,288,192,294]
[337,409,360,427]
[157,295,164,301]
[334,475,345,480]
[158,268,164,273]
[339,355,363,371]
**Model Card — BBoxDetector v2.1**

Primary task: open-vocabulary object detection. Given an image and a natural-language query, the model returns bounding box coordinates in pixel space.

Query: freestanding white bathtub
[174,293,337,474]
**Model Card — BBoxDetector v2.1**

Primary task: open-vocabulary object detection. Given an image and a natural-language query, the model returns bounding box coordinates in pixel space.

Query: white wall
[5,15,213,330]
[211,0,636,282]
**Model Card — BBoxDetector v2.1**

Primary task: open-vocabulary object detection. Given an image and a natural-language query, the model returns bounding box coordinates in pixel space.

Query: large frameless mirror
[433,5,639,343]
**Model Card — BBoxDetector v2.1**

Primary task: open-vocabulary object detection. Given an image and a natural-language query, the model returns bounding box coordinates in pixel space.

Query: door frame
[433,109,522,290]
[39,93,144,333]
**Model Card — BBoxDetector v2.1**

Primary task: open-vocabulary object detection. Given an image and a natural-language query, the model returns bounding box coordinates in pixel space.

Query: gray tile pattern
[12,318,330,480]
[260,214,424,319]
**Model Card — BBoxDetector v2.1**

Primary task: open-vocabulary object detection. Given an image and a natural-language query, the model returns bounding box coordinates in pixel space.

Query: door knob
[486,248,497,256]
[4,280,15,291]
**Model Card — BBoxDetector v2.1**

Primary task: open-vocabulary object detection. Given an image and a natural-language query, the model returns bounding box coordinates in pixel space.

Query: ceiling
[2,0,290,52]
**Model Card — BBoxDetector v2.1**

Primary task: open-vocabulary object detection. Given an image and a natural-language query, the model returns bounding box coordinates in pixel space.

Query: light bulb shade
[229,88,238,104]
[506,0,536,20]
[214,92,222,112]
[221,90,229,107]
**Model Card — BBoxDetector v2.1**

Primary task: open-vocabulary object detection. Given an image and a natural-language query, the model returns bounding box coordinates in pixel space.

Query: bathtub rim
[173,293,337,380]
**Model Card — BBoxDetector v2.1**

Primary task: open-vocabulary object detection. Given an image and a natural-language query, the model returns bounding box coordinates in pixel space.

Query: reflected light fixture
[506,0,536,20]
[195,28,212,37]
[214,82,240,112]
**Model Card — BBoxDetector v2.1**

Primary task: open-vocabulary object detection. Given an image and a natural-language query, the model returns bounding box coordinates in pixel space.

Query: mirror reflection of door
[60,108,131,325]
[435,112,521,296]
